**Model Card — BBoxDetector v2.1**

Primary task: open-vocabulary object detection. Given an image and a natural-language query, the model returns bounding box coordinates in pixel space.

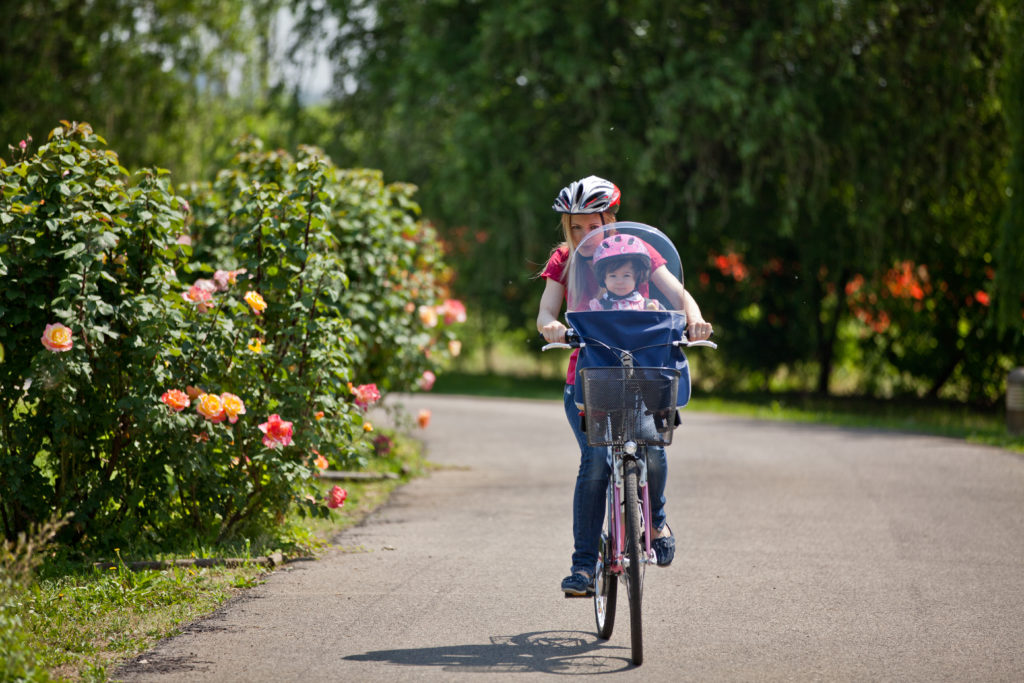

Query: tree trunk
[815,268,851,395]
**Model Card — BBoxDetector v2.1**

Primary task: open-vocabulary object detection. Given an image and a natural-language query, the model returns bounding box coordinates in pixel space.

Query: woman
[536,175,713,596]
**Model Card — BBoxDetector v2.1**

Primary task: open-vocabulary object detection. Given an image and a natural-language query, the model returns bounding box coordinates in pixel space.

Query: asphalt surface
[116,394,1024,682]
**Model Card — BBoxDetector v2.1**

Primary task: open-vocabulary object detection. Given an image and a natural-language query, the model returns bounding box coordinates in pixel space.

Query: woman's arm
[537,278,569,342]
[650,265,713,340]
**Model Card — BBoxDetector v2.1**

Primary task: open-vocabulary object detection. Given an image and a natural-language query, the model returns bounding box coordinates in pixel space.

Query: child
[587,235,664,311]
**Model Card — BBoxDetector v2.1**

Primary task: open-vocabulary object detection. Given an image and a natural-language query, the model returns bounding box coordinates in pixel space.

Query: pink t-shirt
[541,243,667,384]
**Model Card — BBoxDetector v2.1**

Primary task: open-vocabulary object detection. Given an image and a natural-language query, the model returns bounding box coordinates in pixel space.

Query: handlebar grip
[538,328,581,349]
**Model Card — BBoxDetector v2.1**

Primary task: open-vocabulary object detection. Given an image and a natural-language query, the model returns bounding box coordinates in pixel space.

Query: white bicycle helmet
[552,175,621,214]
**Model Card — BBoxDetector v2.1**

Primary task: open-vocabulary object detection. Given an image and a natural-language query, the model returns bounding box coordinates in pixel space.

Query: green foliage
[0,514,69,682]
[995,1,1024,337]
[310,0,1023,401]
[0,124,461,551]
[0,121,193,548]
[0,0,334,182]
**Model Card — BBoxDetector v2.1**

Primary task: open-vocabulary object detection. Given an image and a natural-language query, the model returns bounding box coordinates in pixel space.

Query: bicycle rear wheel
[594,531,617,639]
[623,457,644,665]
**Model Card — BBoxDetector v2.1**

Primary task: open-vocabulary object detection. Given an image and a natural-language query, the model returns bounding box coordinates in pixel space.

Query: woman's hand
[688,320,713,341]
[537,278,568,343]
[540,320,568,343]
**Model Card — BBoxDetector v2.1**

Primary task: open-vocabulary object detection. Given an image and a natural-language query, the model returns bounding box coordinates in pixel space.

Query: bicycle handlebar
[540,328,717,352]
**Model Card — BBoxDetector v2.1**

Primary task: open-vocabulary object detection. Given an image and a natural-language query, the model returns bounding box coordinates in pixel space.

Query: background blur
[3,0,1022,406]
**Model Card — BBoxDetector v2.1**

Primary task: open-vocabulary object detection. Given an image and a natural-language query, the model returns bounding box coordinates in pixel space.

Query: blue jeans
[563,384,668,576]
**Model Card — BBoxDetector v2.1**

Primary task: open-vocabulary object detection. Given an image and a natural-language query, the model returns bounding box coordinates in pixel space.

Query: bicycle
[544,328,714,665]
[540,220,715,666]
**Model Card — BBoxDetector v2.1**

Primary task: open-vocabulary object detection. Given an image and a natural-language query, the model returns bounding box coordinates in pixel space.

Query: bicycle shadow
[344,630,633,675]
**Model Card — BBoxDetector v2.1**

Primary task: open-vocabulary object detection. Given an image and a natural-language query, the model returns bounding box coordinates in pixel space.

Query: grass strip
[2,431,428,682]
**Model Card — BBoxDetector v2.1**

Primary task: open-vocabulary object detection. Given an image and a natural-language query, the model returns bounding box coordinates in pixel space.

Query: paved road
[117,394,1024,682]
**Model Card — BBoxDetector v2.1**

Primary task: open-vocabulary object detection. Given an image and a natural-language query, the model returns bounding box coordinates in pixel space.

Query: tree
[0,0,314,180]
[308,0,1019,400]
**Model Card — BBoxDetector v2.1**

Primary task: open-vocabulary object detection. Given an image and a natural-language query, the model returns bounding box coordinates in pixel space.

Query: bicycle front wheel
[623,457,644,665]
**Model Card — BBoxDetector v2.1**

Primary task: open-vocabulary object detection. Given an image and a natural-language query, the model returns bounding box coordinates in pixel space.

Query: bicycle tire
[623,457,644,665]
[594,531,617,639]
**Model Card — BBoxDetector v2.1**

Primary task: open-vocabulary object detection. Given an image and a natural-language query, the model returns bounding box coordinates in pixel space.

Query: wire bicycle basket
[579,367,680,447]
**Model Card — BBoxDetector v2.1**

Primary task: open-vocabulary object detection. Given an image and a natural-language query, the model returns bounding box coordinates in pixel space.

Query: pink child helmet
[592,234,652,284]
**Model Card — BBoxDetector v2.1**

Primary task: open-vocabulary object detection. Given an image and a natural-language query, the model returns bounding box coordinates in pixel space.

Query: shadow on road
[345,630,633,675]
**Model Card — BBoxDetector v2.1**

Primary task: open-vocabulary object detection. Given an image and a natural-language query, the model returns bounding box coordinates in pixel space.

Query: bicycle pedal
[563,591,594,599]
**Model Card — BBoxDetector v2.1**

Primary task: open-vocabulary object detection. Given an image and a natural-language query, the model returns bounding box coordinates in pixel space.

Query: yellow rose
[196,393,226,423]
[244,291,267,315]
[220,393,246,424]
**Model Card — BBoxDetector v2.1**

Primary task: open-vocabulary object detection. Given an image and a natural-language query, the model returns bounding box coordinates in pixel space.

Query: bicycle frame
[605,449,654,575]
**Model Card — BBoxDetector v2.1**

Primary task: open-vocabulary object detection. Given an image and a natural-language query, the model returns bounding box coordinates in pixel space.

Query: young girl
[536,175,712,596]
[587,235,664,311]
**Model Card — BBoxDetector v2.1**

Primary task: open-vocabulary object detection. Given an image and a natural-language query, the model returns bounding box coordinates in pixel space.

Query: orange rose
[417,305,438,328]
[160,389,190,412]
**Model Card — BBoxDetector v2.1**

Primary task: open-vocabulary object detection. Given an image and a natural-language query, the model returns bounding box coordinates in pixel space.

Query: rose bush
[0,125,464,550]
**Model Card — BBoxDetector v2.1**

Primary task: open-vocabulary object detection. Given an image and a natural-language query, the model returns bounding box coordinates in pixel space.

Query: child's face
[604,262,637,297]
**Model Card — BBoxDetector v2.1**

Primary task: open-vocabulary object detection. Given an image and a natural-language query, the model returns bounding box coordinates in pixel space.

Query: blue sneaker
[561,572,594,597]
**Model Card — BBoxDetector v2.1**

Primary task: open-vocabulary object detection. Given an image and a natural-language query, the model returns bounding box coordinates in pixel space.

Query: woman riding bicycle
[536,175,713,596]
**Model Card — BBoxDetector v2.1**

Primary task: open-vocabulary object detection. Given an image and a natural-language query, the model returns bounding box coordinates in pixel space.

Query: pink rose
[41,323,73,352]
[437,299,467,324]
[213,268,247,290]
[213,270,232,291]
[352,383,381,409]
[417,370,436,392]
[326,486,348,509]
[259,414,294,448]
[182,283,214,312]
